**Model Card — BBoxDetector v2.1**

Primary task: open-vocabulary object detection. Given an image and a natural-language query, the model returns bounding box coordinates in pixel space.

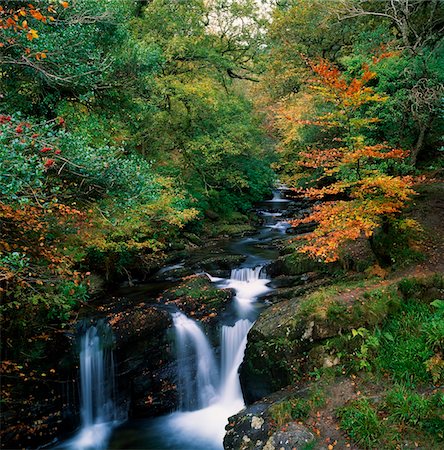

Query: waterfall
[270,189,289,202]
[230,266,265,281]
[79,324,116,427]
[220,319,252,404]
[165,266,271,449]
[173,312,219,410]
[168,313,252,449]
[62,322,117,450]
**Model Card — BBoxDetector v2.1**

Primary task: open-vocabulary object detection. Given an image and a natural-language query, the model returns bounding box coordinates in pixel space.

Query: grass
[269,386,326,428]
[269,396,310,427]
[338,398,393,449]
[334,275,444,448]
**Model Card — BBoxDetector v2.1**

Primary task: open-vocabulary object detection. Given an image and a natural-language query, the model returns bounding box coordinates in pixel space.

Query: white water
[62,324,117,450]
[267,220,291,233]
[220,319,252,403]
[172,312,219,410]
[226,266,271,313]
[269,189,290,202]
[167,266,270,449]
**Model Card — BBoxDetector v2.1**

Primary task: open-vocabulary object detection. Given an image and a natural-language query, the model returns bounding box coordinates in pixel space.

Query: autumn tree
[283,57,416,262]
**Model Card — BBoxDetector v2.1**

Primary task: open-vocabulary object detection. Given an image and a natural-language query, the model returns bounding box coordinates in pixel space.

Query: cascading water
[220,319,252,403]
[161,266,271,449]
[172,312,219,410]
[60,322,118,450]
[226,266,271,313]
[54,185,293,449]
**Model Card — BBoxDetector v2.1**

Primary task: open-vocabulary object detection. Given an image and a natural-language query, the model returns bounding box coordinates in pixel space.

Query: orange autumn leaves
[281,56,415,262]
[0,1,68,56]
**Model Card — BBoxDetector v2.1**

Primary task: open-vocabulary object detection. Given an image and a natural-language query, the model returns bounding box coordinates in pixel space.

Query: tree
[283,57,416,262]
[334,0,444,164]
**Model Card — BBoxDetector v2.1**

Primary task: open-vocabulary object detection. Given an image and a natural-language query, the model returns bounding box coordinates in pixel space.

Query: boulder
[160,274,234,321]
[224,390,315,450]
[240,281,402,403]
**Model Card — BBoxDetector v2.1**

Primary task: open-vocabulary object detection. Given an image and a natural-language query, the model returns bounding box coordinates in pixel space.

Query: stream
[57,188,295,450]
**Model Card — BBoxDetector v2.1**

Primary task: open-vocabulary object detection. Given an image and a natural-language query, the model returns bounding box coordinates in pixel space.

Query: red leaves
[43,158,55,168]
[40,147,52,153]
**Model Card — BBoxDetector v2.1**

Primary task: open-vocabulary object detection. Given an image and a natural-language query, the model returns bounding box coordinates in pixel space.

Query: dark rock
[183,232,203,246]
[265,253,323,277]
[193,254,247,272]
[286,221,317,235]
[110,305,176,417]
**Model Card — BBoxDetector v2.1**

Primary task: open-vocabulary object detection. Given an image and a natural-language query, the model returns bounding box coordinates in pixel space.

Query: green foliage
[1,0,275,375]
[370,219,425,268]
[339,387,443,448]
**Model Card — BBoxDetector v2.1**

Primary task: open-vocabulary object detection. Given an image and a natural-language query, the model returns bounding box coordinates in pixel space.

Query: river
[56,188,295,450]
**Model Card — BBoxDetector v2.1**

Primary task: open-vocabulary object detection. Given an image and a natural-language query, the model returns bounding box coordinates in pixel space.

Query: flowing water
[58,322,119,450]
[58,188,293,449]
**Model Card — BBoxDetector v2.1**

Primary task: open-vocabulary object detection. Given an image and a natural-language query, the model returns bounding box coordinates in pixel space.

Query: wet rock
[193,254,247,272]
[265,253,323,278]
[107,305,176,417]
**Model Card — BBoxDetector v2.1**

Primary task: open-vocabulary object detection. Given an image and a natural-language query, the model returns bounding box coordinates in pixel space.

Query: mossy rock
[160,275,234,320]
[267,253,323,277]
[193,254,247,272]
[240,281,402,402]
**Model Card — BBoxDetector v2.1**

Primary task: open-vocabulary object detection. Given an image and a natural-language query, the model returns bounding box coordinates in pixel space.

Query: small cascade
[79,324,116,427]
[270,189,290,202]
[227,266,271,313]
[173,312,219,410]
[62,322,117,450]
[230,266,265,281]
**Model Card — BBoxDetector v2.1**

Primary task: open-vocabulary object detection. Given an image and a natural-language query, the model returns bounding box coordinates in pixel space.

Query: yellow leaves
[26,28,38,41]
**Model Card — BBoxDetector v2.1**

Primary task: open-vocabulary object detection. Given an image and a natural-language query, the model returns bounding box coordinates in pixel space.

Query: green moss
[164,276,231,311]
[243,336,300,391]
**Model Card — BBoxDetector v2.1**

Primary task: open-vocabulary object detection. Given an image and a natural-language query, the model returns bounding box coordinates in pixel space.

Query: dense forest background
[1,1,443,448]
